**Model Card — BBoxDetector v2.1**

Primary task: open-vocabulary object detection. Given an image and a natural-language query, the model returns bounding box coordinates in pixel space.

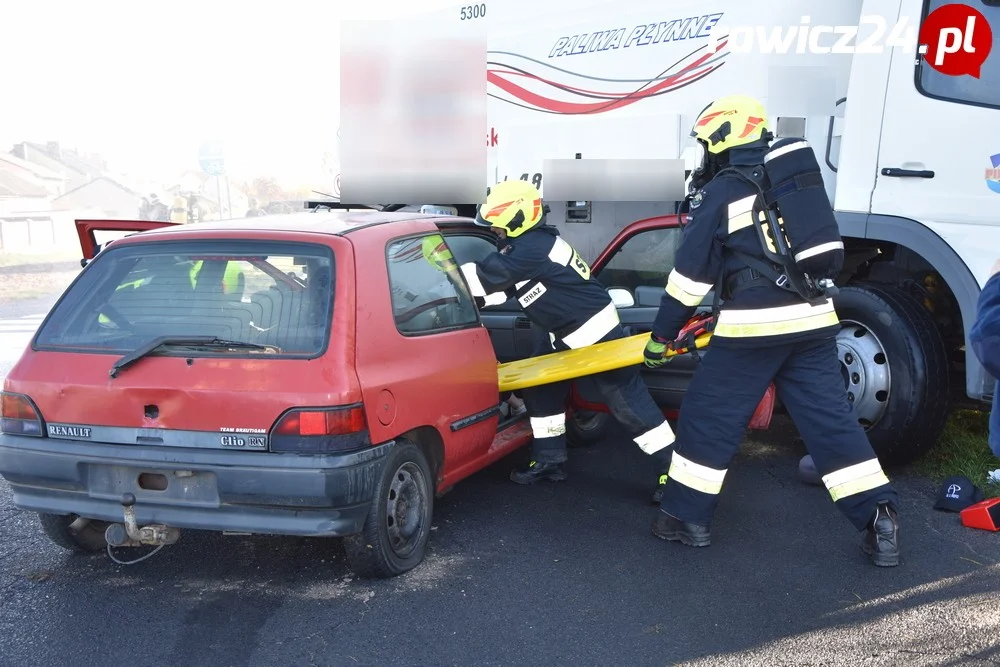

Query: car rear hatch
[2,235,366,453]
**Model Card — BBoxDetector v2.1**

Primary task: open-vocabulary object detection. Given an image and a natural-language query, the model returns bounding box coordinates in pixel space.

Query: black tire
[832,284,951,467]
[38,513,109,553]
[566,409,611,447]
[343,440,434,579]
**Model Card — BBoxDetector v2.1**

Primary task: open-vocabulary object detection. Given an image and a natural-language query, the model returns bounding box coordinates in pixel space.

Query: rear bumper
[0,434,391,538]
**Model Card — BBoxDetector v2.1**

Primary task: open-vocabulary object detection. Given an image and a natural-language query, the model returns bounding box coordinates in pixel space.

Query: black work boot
[651,511,711,547]
[861,501,900,567]
[650,473,668,505]
[510,460,567,485]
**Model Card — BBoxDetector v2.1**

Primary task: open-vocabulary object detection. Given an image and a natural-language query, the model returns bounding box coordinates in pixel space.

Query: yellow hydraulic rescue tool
[496,330,713,393]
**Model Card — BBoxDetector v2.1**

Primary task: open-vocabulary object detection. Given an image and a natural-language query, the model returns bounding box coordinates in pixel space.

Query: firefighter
[643,95,901,567]
[460,179,675,492]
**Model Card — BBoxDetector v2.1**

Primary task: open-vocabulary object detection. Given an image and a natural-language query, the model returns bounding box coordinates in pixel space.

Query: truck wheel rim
[836,319,891,428]
[385,461,428,559]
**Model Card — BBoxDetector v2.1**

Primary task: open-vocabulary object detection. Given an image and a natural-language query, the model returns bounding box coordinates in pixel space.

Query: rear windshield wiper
[109,336,273,378]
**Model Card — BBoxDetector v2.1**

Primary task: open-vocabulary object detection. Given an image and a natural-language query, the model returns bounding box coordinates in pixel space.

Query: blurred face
[489,226,507,241]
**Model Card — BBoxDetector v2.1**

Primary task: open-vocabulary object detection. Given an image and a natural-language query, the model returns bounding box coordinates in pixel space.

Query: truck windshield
[34,240,335,358]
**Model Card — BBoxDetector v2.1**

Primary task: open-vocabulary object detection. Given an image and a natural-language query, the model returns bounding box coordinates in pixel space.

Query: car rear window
[35,239,334,358]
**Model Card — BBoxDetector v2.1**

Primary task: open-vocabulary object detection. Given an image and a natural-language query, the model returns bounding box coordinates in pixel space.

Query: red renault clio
[0,211,535,578]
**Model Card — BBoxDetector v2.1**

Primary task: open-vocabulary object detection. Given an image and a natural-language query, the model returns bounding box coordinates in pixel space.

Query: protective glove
[643,334,671,368]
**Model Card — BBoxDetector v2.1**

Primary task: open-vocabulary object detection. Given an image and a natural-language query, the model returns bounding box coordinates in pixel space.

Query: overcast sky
[0,0,459,189]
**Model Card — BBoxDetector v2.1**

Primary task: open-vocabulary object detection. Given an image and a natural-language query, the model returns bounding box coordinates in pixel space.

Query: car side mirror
[608,288,635,308]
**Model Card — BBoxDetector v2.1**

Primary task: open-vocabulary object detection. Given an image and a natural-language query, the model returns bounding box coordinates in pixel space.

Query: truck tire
[566,409,611,447]
[832,284,951,466]
[343,440,434,579]
[38,513,109,553]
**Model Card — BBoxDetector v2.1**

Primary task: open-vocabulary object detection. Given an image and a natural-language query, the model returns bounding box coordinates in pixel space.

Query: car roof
[137,209,477,238]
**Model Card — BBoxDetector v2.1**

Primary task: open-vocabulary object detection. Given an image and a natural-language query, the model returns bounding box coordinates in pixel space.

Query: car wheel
[38,513,109,553]
[343,440,434,579]
[831,284,951,467]
[566,409,611,447]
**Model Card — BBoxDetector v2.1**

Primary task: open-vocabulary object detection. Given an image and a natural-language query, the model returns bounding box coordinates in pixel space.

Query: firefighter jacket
[651,171,840,348]
[460,225,620,349]
[970,269,1000,456]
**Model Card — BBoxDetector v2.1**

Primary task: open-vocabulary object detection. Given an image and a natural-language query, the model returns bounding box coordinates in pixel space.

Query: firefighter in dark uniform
[461,178,675,489]
[643,95,901,567]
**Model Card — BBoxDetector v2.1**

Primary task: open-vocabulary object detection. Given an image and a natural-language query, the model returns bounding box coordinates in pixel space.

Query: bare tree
[244,177,288,205]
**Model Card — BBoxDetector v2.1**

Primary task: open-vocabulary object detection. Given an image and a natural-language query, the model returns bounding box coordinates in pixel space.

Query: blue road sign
[199,141,225,176]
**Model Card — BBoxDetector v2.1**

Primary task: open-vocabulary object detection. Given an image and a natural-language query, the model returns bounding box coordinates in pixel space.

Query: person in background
[970,259,1000,472]
[246,199,266,217]
[147,194,170,221]
[170,194,189,223]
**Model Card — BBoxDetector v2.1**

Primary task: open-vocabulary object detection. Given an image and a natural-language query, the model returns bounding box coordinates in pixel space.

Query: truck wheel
[343,440,434,579]
[832,284,951,466]
[38,513,109,553]
[566,409,611,447]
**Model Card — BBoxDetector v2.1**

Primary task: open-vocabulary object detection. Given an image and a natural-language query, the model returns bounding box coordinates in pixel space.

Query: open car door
[584,215,710,411]
[76,219,179,265]
[582,213,774,428]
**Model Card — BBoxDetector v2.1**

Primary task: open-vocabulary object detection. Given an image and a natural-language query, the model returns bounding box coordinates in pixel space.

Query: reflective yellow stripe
[482,292,509,306]
[530,414,566,438]
[665,269,713,307]
[727,194,756,234]
[822,458,890,502]
[460,262,487,297]
[634,420,675,453]
[668,452,727,495]
[764,139,809,162]
[548,237,574,266]
[714,300,839,338]
[560,302,620,349]
[794,241,843,263]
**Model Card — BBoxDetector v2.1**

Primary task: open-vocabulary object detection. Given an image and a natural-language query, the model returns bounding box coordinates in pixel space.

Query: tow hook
[104,493,180,565]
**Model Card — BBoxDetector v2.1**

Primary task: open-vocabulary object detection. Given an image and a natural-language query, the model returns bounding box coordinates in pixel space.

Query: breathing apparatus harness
[712,137,841,310]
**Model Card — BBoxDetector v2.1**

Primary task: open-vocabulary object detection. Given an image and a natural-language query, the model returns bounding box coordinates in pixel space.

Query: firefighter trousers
[659,335,898,531]
[522,324,674,464]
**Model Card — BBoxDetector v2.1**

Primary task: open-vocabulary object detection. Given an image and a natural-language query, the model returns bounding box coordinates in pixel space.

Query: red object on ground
[960,498,1000,531]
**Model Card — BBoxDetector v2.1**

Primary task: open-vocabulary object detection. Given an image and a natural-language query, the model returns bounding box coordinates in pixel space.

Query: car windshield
[34,239,334,358]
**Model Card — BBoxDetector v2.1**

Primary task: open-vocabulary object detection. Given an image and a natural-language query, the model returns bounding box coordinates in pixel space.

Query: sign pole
[216,175,223,220]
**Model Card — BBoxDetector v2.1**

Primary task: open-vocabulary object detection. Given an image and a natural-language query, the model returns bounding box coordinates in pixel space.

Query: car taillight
[268,405,370,454]
[1,392,45,437]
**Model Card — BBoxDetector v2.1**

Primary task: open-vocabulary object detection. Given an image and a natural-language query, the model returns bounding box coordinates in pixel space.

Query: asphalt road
[1,297,999,667]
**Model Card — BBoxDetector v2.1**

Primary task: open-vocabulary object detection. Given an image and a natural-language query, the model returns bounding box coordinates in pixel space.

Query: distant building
[10,141,106,193]
[0,153,65,196]
[0,169,52,214]
[52,176,140,219]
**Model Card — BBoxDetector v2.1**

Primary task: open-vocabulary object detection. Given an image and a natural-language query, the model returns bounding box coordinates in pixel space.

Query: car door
[589,217,715,410]
[378,230,504,477]
[437,227,538,363]
[76,219,178,263]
